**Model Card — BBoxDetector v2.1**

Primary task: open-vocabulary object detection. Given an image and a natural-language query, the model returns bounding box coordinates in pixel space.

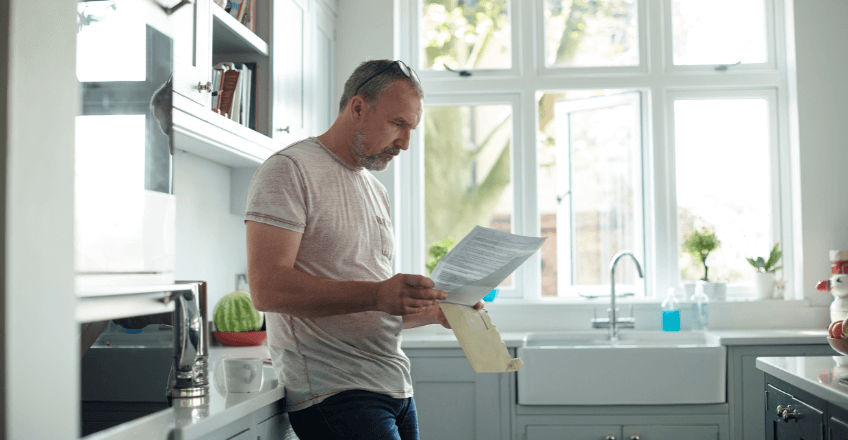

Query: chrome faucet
[166,280,209,403]
[591,251,643,341]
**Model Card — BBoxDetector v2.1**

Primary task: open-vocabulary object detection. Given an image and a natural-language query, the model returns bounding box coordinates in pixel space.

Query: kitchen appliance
[80,281,209,436]
[74,0,176,293]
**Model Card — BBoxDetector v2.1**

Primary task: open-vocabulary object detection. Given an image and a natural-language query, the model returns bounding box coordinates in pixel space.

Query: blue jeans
[288,390,419,440]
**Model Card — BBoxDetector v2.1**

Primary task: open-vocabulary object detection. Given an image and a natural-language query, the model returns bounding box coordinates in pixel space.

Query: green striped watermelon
[213,291,264,332]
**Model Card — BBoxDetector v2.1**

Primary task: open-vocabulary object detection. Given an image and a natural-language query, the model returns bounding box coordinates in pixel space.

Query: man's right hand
[375,273,448,316]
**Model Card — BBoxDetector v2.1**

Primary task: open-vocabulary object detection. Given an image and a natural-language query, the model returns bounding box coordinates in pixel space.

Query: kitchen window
[398,0,792,300]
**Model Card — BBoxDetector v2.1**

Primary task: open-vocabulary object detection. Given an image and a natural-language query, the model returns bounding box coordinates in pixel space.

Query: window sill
[474,298,825,332]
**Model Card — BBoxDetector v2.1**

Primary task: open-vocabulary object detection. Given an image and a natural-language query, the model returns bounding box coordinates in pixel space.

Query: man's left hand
[433,300,485,329]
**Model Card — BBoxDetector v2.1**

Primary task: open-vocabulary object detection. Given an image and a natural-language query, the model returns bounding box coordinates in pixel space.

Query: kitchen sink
[516,331,726,405]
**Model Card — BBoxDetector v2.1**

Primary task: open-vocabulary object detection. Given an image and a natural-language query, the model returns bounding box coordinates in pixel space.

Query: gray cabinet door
[409,351,510,440]
[728,344,833,440]
[526,425,621,440]
[622,424,718,440]
[256,411,299,440]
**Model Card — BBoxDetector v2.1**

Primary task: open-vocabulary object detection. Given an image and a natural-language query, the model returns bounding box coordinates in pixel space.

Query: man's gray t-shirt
[244,137,412,412]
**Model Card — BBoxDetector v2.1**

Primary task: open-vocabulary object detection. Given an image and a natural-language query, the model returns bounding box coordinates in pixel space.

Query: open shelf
[172,93,279,167]
[211,4,268,56]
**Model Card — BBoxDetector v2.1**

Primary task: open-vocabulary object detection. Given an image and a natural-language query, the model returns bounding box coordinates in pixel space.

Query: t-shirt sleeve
[244,154,307,233]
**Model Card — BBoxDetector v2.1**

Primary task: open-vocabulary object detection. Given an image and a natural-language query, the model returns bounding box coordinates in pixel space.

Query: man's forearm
[251,266,377,318]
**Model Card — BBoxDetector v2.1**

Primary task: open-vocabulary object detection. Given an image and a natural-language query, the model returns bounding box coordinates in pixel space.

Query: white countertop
[82,329,831,439]
[84,344,284,440]
[757,355,848,406]
[400,329,830,349]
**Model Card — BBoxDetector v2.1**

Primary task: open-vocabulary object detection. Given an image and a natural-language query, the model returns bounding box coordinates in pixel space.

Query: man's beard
[352,129,400,171]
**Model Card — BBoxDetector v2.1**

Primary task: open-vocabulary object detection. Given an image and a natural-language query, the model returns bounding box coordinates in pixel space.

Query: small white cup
[223,357,264,393]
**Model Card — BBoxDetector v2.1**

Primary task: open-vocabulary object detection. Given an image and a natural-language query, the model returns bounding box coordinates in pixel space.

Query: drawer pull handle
[630,436,641,440]
[277,126,291,133]
[197,81,212,93]
[605,436,615,440]
[782,407,800,421]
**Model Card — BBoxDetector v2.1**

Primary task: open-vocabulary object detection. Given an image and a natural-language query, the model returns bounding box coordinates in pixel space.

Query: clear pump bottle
[691,282,710,331]
[661,287,681,332]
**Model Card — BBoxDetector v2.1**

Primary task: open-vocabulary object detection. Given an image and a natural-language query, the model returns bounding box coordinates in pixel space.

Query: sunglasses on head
[353,60,420,97]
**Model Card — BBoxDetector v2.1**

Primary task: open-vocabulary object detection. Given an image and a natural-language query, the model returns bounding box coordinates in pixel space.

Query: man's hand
[375,274,448,316]
[433,300,485,329]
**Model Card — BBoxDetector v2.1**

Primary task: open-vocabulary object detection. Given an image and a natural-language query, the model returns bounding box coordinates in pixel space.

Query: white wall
[173,151,249,316]
[789,0,848,307]
[334,0,397,195]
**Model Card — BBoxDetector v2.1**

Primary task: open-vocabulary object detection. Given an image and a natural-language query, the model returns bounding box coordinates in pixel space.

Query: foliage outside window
[421,0,511,70]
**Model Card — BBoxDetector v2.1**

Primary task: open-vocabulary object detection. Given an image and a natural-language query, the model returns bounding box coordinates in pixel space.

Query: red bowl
[214,331,266,347]
[828,337,848,356]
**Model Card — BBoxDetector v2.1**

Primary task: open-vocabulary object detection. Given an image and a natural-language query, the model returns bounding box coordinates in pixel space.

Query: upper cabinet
[272,0,307,144]
[171,0,337,168]
[172,0,212,107]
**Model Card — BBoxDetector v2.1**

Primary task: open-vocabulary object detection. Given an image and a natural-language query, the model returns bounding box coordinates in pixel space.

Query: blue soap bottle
[661,287,681,331]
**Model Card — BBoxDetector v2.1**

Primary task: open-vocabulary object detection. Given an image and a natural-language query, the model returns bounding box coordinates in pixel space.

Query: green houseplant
[746,243,782,300]
[683,227,721,282]
[682,227,725,301]
[746,243,783,274]
[426,237,455,274]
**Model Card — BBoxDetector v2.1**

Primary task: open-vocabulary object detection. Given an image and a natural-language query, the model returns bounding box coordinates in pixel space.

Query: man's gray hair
[338,60,424,113]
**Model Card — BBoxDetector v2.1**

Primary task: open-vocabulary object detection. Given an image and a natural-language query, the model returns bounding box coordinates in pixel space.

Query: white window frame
[662,0,780,73]
[535,0,649,76]
[397,0,795,302]
[409,0,524,80]
[663,88,791,299]
[400,93,528,299]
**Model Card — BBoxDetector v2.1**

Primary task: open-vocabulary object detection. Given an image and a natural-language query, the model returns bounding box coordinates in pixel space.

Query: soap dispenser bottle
[691,282,710,331]
[661,287,681,331]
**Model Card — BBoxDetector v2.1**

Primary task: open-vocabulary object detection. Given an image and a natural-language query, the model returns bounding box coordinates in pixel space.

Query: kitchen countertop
[84,344,285,440]
[82,329,831,439]
[400,329,830,349]
[757,355,848,406]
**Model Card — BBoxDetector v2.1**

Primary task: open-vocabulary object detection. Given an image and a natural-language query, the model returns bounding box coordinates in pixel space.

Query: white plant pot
[702,282,727,302]
[754,272,776,300]
[682,281,726,301]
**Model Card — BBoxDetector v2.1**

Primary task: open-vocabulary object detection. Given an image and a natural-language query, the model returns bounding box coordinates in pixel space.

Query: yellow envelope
[440,303,523,373]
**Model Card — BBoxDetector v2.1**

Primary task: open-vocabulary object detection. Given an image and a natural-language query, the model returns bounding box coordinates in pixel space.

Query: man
[244,60,483,440]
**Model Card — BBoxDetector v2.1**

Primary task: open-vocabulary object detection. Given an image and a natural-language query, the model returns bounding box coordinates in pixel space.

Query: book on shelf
[241,0,255,33]
[215,64,240,120]
[228,0,245,21]
[210,61,256,130]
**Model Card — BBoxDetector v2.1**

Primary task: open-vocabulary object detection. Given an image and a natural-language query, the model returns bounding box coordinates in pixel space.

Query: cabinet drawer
[622,424,718,440]
[766,384,824,439]
[526,425,621,440]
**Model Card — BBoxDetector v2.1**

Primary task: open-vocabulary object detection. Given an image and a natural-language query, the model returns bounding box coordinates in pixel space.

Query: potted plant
[746,243,782,300]
[682,227,725,301]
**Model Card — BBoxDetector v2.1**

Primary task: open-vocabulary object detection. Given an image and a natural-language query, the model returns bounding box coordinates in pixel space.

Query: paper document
[430,226,546,373]
[431,226,547,306]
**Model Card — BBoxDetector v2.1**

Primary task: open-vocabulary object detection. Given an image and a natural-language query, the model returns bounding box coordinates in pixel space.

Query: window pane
[424,105,513,286]
[672,0,767,65]
[538,91,643,297]
[421,0,511,70]
[675,99,772,286]
[544,0,639,68]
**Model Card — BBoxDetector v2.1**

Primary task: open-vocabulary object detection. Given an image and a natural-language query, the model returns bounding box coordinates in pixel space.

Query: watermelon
[213,291,264,332]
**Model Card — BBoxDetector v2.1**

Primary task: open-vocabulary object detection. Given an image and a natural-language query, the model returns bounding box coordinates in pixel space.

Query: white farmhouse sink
[517,331,726,405]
